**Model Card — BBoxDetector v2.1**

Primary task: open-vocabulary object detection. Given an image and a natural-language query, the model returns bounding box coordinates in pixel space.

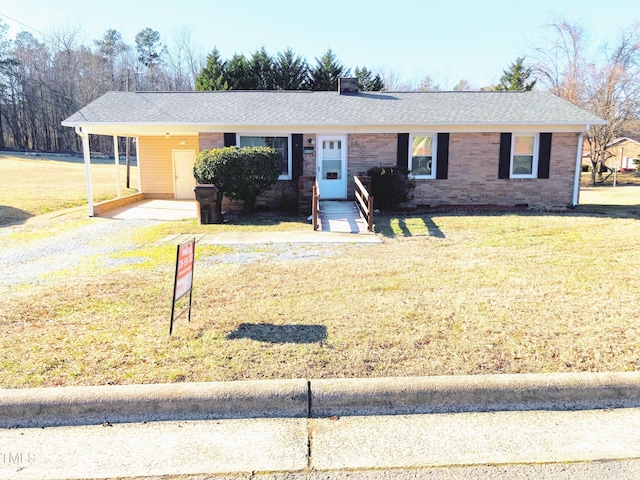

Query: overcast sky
[0,0,636,89]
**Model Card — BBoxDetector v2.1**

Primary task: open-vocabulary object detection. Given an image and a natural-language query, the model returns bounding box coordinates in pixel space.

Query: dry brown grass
[2,161,639,388]
[2,209,640,388]
[0,153,139,225]
[580,184,640,206]
[580,171,640,188]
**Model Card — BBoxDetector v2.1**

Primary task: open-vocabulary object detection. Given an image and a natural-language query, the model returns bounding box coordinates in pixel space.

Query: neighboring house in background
[62,79,605,216]
[583,137,640,172]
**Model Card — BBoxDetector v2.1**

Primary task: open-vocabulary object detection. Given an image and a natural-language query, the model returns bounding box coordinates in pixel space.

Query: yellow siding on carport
[137,136,199,197]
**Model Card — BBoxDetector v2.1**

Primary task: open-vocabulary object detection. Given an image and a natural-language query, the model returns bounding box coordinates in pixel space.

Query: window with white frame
[511,134,539,178]
[409,134,437,178]
[238,135,291,179]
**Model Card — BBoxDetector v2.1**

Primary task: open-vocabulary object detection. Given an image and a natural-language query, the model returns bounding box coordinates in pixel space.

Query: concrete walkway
[159,230,381,245]
[101,199,382,244]
[3,372,640,479]
[319,200,369,233]
[4,408,640,478]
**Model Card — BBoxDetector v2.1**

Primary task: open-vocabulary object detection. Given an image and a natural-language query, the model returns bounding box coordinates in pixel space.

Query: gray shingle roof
[62,90,605,127]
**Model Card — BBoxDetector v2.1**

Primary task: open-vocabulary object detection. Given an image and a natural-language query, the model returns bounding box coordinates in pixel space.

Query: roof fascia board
[69,123,602,137]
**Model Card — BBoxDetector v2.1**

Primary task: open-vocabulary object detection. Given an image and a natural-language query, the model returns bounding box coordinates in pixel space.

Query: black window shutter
[292,134,303,180]
[223,133,236,147]
[436,133,449,179]
[397,133,409,171]
[538,133,552,179]
[498,133,512,179]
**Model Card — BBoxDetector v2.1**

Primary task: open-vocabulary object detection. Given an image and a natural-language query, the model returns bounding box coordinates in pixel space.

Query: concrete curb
[2,372,640,428]
[0,379,309,428]
[310,372,640,417]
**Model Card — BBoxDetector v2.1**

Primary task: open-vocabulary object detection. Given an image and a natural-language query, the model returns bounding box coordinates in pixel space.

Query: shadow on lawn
[227,323,327,344]
[374,201,640,238]
[375,215,446,238]
[0,205,33,227]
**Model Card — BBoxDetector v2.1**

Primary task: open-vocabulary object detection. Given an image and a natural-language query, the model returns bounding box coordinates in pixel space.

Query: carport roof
[62,90,606,130]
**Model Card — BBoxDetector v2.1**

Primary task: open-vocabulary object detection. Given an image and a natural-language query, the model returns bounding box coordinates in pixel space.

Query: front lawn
[0,153,139,225]
[2,206,639,388]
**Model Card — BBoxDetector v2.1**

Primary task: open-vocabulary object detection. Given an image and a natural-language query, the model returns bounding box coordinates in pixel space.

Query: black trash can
[194,184,223,224]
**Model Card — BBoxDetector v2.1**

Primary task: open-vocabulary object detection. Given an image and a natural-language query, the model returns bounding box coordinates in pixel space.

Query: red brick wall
[196,131,580,210]
[347,134,396,197]
[198,132,225,151]
[347,132,579,207]
[197,132,297,212]
[302,134,316,176]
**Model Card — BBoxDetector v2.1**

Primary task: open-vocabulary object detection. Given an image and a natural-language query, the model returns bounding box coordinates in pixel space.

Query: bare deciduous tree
[378,68,412,92]
[419,75,441,92]
[452,79,472,91]
[532,20,586,104]
[170,27,203,90]
[532,20,640,184]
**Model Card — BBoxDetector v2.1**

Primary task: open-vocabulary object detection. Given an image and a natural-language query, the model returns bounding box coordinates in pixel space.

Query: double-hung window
[238,135,292,180]
[409,134,437,179]
[510,134,539,178]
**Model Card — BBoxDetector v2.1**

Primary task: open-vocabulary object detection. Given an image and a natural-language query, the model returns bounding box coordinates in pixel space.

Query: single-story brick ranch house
[583,136,640,172]
[62,79,605,215]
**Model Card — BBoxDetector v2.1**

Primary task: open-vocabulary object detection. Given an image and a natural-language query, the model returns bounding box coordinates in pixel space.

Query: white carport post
[75,126,94,217]
[113,135,121,198]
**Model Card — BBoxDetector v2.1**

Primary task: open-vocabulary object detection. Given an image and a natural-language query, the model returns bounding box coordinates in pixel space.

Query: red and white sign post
[170,238,195,335]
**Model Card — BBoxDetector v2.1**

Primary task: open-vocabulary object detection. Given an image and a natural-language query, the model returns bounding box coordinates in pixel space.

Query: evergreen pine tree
[355,66,384,91]
[249,47,275,90]
[195,48,228,90]
[309,49,348,91]
[496,57,536,91]
[273,48,309,90]
[224,53,254,90]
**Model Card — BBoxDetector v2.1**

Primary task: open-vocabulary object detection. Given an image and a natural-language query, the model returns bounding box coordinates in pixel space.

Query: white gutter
[572,125,589,207]
[75,126,94,217]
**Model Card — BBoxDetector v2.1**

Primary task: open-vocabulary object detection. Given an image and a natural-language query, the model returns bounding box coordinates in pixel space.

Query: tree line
[0,24,207,153]
[0,17,638,182]
[0,21,384,154]
[195,46,383,92]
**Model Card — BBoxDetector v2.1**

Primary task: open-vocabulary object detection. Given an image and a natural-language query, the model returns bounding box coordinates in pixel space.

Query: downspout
[75,126,94,217]
[572,125,589,207]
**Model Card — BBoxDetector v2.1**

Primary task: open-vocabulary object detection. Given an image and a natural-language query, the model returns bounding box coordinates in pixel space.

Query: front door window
[322,140,342,180]
[317,135,347,199]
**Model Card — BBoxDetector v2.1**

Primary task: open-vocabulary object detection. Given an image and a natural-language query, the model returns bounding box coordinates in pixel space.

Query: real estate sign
[170,238,195,334]
[174,239,195,301]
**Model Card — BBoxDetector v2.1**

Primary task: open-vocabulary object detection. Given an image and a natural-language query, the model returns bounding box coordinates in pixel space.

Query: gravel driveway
[0,216,162,288]
[0,215,345,289]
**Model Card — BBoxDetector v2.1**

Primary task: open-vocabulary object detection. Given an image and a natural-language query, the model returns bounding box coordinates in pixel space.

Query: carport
[99,199,197,221]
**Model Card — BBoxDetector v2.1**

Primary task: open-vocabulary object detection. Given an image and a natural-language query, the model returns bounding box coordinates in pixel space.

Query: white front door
[317,135,347,199]
[173,149,197,199]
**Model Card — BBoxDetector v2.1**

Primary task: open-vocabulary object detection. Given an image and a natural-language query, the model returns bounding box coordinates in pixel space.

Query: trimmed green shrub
[634,158,640,173]
[366,166,415,212]
[194,146,281,212]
